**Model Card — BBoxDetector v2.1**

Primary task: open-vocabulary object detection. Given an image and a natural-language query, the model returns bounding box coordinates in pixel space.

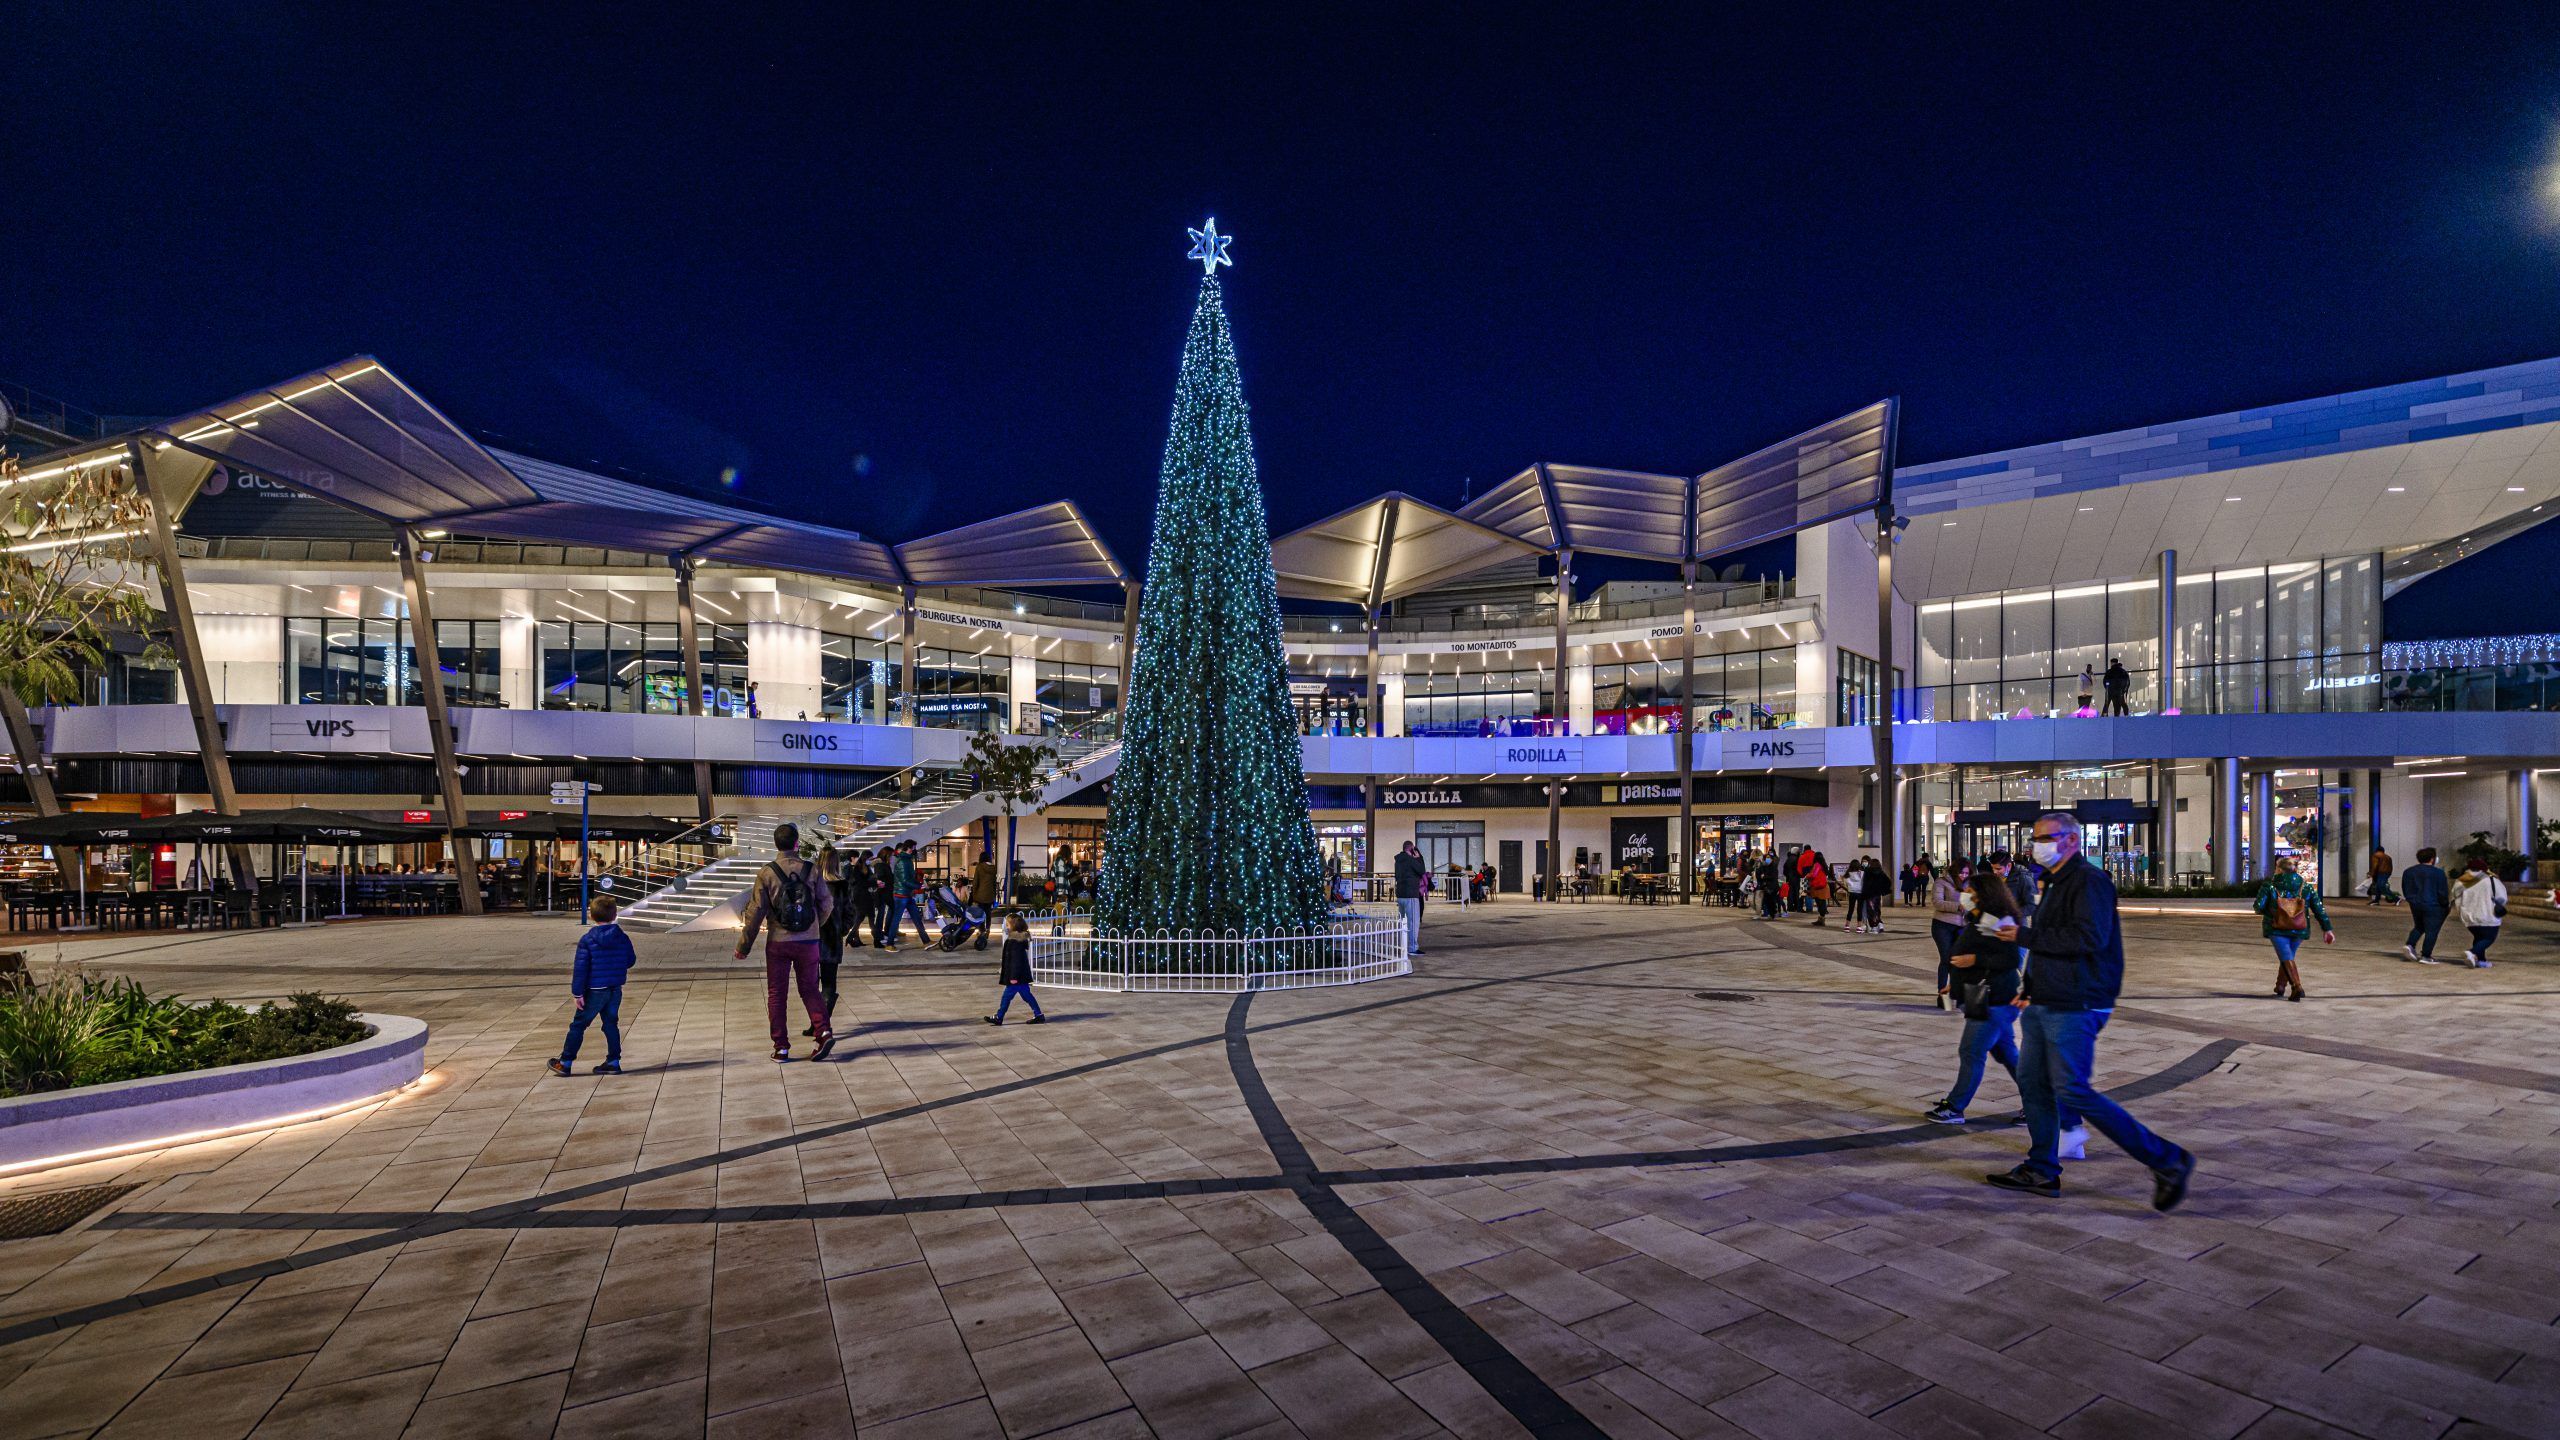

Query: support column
[1118,581,1139,727]
[1548,550,1571,900]
[2510,768,2537,855]
[2250,768,2275,880]
[397,527,482,914]
[2367,769,2383,855]
[2214,756,2242,885]
[1364,604,1381,885]
[134,441,254,891]
[1873,502,1898,889]
[673,557,714,822]
[2157,548,2179,714]
[2152,758,2174,889]
[900,584,920,727]
[1677,558,1696,903]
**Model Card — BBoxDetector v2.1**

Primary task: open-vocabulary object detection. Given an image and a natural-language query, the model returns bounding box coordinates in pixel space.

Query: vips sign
[751,721,866,764]
[269,711,392,751]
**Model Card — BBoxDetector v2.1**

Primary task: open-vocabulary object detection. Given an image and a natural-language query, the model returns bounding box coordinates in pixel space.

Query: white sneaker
[2401,944,2417,961]
[2463,952,2481,968]
[2058,1126,2088,1162]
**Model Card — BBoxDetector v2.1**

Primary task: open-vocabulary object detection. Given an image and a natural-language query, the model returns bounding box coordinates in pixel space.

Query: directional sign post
[553,781,602,921]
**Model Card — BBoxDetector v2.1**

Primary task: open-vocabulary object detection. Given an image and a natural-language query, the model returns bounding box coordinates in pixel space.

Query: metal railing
[1030,905,1409,993]
[1279,578,1796,638]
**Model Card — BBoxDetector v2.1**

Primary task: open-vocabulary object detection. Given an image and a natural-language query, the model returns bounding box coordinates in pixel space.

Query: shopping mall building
[3,354,2557,915]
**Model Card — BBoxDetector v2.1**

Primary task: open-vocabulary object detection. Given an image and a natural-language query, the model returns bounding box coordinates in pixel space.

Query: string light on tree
[1095,220,1330,937]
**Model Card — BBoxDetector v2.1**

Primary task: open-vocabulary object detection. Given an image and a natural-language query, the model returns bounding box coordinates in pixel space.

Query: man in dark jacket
[2400,846,2452,963]
[1986,812,2195,1210]
[1394,841,1427,955]
[2101,658,2132,716]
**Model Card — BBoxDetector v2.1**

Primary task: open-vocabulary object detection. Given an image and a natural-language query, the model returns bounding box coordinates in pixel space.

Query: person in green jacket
[2251,856,2333,1002]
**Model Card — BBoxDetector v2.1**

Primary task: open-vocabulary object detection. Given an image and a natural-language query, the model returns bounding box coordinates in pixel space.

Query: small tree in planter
[964,730,1060,905]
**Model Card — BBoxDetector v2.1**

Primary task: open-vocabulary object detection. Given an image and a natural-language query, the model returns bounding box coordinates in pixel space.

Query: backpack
[2271,888,2308,931]
[770,860,820,932]
[1843,868,1865,895]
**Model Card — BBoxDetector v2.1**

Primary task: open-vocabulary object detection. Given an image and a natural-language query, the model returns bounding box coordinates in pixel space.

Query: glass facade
[908,646,1009,732]
[821,632,901,724]
[538,621,750,714]
[1675,646,1799,731]
[1403,665,1553,737]
[1914,556,2381,720]
[1034,659,1119,739]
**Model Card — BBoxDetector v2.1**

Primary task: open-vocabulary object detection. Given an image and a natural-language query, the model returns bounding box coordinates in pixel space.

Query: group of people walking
[1733,848,1890,932]
[1919,812,2196,1209]
[547,821,1047,1074]
[2366,845,2512,970]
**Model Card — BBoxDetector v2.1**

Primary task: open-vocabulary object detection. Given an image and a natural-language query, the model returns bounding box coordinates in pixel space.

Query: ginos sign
[779,733,840,752]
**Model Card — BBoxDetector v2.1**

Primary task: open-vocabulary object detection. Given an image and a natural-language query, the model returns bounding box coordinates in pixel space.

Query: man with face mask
[1983,812,2195,1210]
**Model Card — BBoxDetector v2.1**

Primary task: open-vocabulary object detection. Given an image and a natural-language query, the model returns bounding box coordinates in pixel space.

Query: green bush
[0,970,368,1098]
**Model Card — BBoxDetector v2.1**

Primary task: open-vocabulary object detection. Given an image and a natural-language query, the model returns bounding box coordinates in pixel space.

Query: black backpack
[770,861,820,933]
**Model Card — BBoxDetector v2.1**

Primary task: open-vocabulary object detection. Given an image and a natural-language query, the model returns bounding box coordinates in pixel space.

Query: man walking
[893,840,931,947]
[2400,846,2450,962]
[2367,846,2396,906]
[1985,811,2195,1210]
[2101,657,2132,716]
[1394,840,1427,956]
[735,822,835,1062]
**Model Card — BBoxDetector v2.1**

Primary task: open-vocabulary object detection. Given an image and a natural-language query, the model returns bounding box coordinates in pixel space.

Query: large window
[1034,659,1119,739]
[1835,649,1882,726]
[1918,579,2161,720]
[909,646,1008,732]
[821,632,900,723]
[538,621,749,714]
[1403,665,1553,737]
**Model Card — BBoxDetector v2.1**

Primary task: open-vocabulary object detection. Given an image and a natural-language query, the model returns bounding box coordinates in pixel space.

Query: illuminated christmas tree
[1096,220,1331,936]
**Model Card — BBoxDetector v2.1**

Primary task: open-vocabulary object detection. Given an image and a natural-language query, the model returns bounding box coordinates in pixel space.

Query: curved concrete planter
[0,1014,426,1173]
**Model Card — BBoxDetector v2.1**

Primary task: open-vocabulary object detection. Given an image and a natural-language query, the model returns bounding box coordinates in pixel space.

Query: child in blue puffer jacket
[548,895,636,1075]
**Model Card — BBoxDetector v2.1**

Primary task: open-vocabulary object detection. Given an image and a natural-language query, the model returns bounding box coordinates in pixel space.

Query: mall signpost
[552,781,601,920]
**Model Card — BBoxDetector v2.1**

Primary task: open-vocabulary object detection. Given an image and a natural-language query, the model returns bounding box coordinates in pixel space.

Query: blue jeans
[2269,932,2303,964]
[1399,897,1423,952]
[1943,1007,2018,1113]
[897,894,932,945]
[2406,905,2445,957]
[993,982,1044,1020]
[1930,920,1961,992]
[2016,1006,2180,1181]
[561,985,622,1064]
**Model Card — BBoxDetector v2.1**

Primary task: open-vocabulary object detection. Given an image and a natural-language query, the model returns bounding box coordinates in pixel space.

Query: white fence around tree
[1029,905,1410,993]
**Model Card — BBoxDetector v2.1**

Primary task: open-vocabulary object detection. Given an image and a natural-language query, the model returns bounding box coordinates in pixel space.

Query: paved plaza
[0,899,2556,1439]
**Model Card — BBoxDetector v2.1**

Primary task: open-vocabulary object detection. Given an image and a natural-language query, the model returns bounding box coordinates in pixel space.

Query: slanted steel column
[133,440,255,891]
[672,557,714,822]
[0,686,60,817]
[1676,557,1696,903]
[1364,604,1382,881]
[396,527,482,914]
[1547,548,1572,900]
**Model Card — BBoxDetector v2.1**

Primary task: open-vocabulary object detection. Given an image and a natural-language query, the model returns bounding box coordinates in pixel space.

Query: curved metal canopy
[1272,492,1544,606]
[49,356,1122,589]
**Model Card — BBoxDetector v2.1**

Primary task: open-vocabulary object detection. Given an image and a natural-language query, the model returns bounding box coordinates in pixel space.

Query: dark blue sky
[15,3,2560,627]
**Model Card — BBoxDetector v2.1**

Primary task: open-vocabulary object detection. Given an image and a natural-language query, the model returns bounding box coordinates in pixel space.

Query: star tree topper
[1186,216,1233,275]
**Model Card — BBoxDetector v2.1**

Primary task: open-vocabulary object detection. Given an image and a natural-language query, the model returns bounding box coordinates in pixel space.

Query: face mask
[2029,839,2063,869]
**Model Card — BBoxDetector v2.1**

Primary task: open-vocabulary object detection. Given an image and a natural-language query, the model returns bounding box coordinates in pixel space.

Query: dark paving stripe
[1743,918,2560,1094]
[1312,1035,2241,1185]
[94,1030,2239,1237]
[1224,989,1608,1440]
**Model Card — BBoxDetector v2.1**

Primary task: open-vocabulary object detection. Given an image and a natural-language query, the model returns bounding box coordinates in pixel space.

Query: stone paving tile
[2,905,2559,1437]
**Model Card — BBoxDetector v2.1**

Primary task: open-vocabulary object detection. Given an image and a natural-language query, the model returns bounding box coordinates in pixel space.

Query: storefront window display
[1402,665,1552,737]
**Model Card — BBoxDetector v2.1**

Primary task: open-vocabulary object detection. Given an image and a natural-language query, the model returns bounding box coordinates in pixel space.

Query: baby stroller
[932,883,991,951]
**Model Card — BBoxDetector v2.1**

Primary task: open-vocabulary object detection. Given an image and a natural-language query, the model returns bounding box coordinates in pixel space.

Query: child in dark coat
[984,913,1045,1025]
[548,896,636,1075]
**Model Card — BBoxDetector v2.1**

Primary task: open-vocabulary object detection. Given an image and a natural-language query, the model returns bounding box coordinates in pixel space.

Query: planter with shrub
[0,968,425,1171]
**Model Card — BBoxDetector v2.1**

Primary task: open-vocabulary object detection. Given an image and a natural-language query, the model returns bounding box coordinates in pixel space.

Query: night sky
[16,4,2560,630]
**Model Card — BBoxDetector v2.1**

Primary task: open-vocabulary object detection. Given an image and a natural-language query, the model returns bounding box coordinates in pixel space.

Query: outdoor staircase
[612,738,1121,934]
